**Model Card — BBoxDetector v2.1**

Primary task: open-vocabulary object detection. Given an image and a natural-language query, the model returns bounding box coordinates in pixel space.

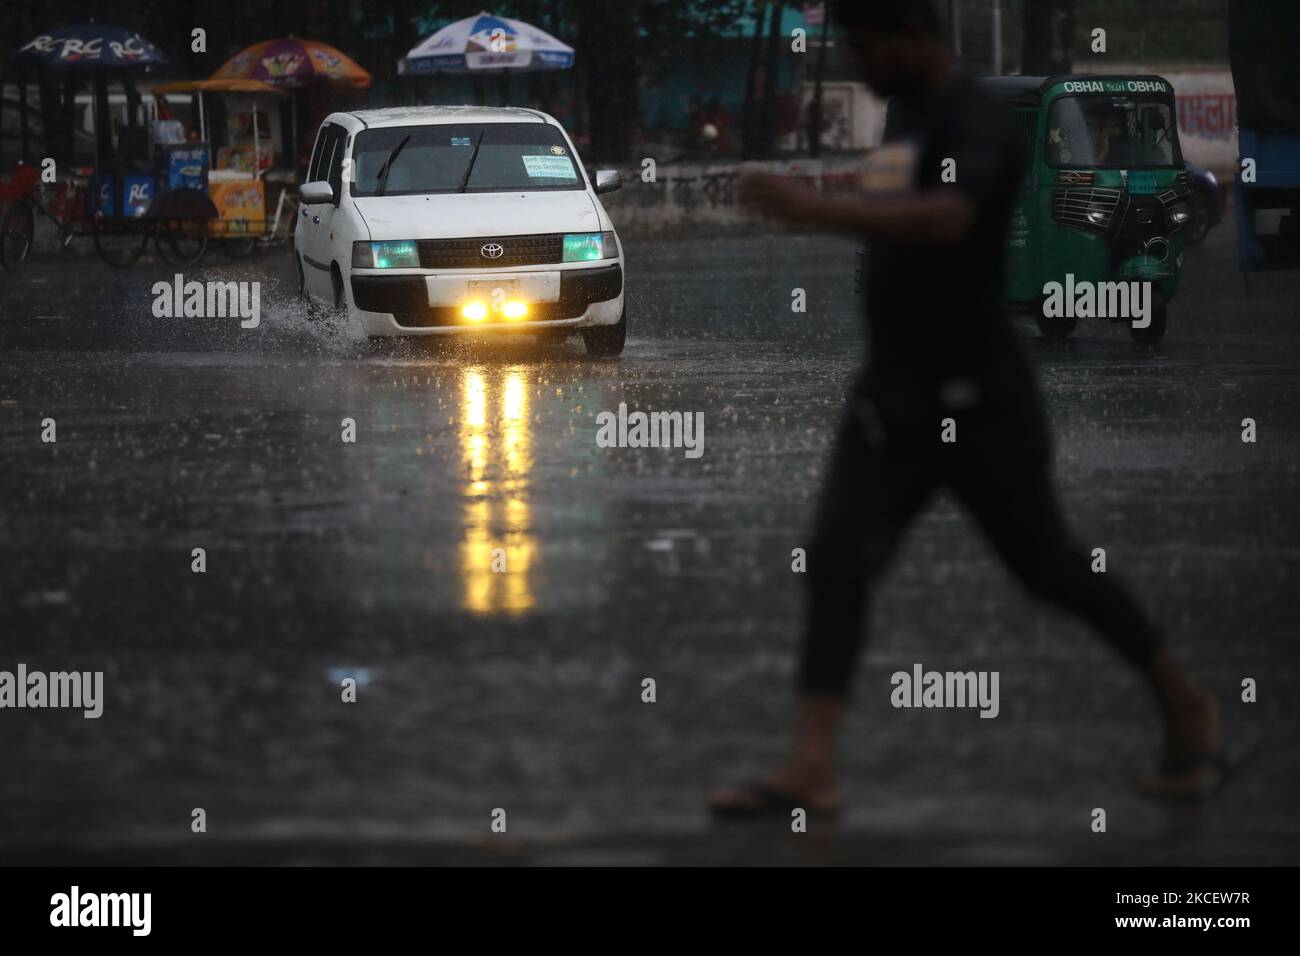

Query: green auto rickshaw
[984,75,1193,343]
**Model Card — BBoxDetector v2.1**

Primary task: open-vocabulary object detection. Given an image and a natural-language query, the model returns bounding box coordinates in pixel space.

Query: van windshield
[1046,96,1181,168]
[350,122,584,196]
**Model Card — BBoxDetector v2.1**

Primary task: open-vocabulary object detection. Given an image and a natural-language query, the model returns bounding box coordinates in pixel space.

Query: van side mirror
[300,181,334,205]
[594,169,622,194]
[1146,111,1166,131]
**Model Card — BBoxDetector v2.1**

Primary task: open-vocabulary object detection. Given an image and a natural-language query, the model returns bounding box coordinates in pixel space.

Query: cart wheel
[1,198,36,269]
[222,238,259,260]
[93,220,149,268]
[220,235,258,257]
[155,225,208,267]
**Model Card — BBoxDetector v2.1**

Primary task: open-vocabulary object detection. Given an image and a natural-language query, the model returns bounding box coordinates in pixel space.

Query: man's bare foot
[1139,692,1226,801]
[707,761,843,819]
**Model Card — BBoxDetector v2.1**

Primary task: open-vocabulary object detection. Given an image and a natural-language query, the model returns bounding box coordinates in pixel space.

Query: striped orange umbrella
[212,37,371,89]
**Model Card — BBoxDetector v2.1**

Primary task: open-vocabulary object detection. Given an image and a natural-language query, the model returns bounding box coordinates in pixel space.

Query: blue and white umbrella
[400,12,574,75]
[10,22,169,70]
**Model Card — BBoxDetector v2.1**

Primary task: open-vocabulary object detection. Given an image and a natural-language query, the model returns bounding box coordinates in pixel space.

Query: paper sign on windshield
[522,155,576,178]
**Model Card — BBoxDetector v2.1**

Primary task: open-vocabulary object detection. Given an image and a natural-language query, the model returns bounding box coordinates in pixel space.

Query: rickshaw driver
[1096,112,1138,166]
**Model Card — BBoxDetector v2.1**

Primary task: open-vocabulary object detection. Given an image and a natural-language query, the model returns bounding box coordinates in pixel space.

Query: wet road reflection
[459,368,536,615]
[0,228,1297,863]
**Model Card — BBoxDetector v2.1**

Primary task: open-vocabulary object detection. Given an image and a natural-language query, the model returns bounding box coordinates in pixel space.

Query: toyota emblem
[480,243,504,259]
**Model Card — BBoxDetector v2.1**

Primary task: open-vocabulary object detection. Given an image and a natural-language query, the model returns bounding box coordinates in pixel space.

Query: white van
[296,106,626,355]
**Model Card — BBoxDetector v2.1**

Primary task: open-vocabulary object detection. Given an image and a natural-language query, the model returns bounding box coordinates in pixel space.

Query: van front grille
[417,234,565,268]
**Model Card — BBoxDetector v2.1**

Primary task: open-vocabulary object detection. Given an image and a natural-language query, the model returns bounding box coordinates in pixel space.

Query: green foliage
[1071,0,1229,62]
[964,0,1228,72]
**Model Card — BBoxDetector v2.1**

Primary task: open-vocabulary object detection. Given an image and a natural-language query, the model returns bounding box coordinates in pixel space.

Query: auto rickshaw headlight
[1169,203,1192,227]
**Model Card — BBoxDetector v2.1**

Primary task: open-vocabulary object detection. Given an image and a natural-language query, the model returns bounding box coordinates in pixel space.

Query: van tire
[582,308,626,357]
[331,265,346,310]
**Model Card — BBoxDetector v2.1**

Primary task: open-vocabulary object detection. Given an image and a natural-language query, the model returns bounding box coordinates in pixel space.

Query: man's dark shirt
[860,77,1041,437]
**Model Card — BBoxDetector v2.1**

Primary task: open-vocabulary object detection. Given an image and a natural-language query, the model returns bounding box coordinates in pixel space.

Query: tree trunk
[808,1,832,158]
[740,2,769,159]
[574,0,638,162]
[1021,0,1075,75]
[757,2,785,158]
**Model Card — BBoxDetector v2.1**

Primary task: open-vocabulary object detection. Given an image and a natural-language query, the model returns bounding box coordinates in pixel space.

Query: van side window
[316,135,335,189]
[307,130,328,183]
[308,123,345,186]
[327,132,346,203]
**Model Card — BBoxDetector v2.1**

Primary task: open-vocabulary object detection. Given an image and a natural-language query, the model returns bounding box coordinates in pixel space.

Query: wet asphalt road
[0,223,1297,865]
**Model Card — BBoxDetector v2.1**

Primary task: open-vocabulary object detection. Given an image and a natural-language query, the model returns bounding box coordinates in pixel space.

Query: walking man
[709,0,1222,818]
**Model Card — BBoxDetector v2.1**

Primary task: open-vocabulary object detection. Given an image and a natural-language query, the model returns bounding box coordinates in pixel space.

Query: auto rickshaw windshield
[1045,95,1181,168]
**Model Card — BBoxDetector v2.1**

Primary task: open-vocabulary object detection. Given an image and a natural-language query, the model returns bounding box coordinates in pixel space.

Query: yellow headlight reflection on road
[462,301,488,322]
[503,300,528,320]
[458,368,535,615]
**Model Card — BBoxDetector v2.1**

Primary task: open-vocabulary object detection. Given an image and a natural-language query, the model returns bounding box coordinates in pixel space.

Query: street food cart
[3,22,208,267]
[151,78,289,257]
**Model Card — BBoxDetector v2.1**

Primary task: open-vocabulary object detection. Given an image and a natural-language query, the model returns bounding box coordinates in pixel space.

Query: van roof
[347,105,549,129]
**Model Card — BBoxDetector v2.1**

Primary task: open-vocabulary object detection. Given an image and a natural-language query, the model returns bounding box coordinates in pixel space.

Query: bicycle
[0,162,151,269]
[260,184,300,246]
[0,163,86,268]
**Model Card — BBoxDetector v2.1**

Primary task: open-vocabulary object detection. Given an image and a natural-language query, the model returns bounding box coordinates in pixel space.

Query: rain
[0,0,1297,871]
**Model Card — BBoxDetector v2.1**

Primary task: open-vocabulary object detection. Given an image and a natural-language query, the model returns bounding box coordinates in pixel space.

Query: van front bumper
[350,264,623,334]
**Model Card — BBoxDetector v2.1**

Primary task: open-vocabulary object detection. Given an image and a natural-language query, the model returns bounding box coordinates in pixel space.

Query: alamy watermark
[50,886,150,936]
[0,663,103,718]
[595,403,704,459]
[152,273,260,328]
[1042,274,1152,329]
[890,663,1000,718]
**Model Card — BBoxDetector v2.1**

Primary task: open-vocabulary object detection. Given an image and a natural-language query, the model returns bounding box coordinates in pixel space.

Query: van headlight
[353,240,420,269]
[562,231,617,262]
[1169,202,1192,228]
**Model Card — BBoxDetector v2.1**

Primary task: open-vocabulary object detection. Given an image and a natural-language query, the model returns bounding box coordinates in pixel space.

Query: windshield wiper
[457,131,486,193]
[374,134,410,197]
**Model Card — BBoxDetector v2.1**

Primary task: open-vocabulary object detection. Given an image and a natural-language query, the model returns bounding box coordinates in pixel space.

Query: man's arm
[738,172,977,246]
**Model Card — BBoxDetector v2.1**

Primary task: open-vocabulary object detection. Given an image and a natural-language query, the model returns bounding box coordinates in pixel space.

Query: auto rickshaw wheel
[1034,299,1077,340]
[1130,294,1168,345]
[1186,191,1210,246]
